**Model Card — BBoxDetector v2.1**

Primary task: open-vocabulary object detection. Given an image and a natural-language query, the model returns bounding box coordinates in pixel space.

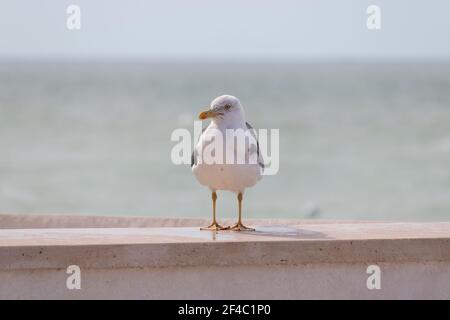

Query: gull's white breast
[192,124,262,193]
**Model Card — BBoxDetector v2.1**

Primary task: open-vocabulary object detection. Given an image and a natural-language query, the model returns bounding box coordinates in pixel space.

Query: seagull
[192,95,264,231]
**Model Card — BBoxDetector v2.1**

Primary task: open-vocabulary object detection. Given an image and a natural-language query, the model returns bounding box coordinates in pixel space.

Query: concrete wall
[2,262,449,300]
[0,215,449,300]
[0,213,367,229]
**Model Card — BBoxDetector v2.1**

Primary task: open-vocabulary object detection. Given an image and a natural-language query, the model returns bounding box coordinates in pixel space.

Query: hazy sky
[1,0,449,59]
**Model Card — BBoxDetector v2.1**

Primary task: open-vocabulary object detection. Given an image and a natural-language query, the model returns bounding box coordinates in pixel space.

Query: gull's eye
[224,105,232,111]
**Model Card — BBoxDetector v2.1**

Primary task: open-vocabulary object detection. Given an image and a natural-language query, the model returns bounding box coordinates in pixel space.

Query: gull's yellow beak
[198,109,217,120]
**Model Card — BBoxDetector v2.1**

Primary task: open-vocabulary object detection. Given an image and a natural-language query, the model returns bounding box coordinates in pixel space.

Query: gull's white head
[198,95,245,124]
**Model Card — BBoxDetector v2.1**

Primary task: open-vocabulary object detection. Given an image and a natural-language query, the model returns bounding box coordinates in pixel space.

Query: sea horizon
[1,60,449,221]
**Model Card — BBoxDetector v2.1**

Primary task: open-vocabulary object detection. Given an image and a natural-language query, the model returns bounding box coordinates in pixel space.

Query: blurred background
[0,0,449,220]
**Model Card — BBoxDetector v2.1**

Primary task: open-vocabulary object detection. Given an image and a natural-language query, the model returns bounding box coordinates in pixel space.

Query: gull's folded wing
[191,127,206,167]
[246,122,265,169]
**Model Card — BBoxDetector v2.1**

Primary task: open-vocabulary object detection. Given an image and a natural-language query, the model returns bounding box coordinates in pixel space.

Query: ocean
[0,60,449,221]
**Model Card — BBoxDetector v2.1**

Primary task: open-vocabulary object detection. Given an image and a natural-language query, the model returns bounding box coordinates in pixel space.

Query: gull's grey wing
[246,122,265,169]
[191,150,195,167]
[191,127,206,167]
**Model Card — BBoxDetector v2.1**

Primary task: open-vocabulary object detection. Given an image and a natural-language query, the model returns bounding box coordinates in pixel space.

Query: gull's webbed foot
[200,222,230,231]
[229,222,255,231]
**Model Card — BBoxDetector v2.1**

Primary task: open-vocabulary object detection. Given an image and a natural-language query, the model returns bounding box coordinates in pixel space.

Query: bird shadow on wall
[233,226,332,240]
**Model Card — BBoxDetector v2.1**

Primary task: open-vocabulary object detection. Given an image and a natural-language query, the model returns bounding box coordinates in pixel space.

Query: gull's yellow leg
[230,192,255,231]
[200,192,229,231]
